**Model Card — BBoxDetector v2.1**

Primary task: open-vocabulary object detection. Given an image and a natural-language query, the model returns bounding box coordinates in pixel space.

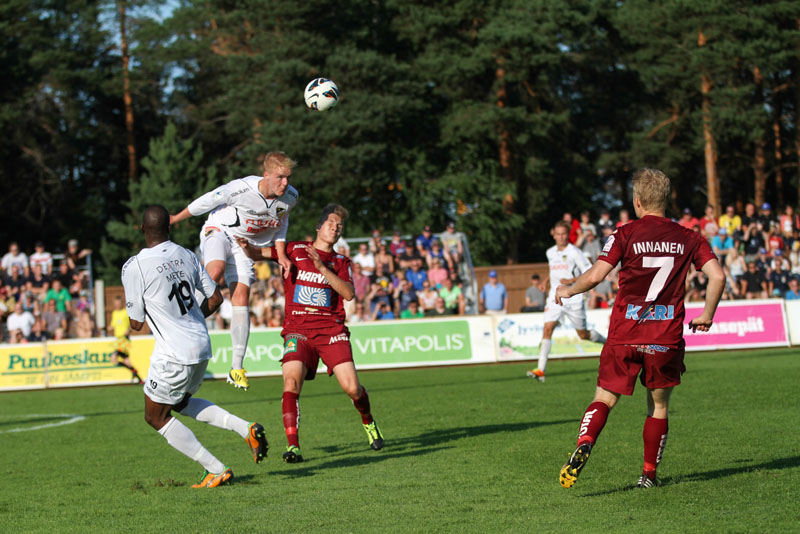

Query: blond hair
[262,151,297,173]
[632,168,671,212]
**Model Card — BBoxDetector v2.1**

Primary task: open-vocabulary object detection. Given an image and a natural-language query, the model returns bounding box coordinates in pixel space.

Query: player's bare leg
[639,387,672,488]
[281,360,306,462]
[333,361,383,450]
[144,394,232,488]
[227,280,251,389]
[575,327,607,345]
[560,387,619,488]
[528,321,557,381]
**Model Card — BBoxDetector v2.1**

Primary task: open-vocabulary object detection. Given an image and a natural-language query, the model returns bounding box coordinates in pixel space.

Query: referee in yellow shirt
[108,295,142,383]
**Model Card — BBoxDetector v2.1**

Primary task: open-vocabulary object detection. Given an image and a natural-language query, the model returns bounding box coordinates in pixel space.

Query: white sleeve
[573,246,593,275]
[274,212,290,242]
[121,257,145,322]
[187,181,237,217]
[194,254,218,300]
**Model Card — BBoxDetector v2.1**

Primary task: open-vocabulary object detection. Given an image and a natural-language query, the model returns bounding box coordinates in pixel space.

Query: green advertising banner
[205,318,485,378]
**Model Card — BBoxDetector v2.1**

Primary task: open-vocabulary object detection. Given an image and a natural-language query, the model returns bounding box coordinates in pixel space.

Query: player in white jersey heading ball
[527,220,606,381]
[122,205,268,488]
[170,152,298,391]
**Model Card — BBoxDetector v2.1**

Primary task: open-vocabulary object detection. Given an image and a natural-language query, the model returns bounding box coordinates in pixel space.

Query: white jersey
[187,176,298,246]
[546,243,592,306]
[29,252,53,274]
[121,241,217,364]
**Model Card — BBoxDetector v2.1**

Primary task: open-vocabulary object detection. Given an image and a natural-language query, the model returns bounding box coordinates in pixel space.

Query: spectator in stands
[54,261,74,288]
[29,241,53,275]
[348,301,371,323]
[425,297,453,317]
[65,239,91,270]
[267,306,284,328]
[616,209,632,227]
[26,264,50,302]
[427,258,449,288]
[562,212,582,244]
[580,228,601,264]
[398,242,423,270]
[405,261,427,292]
[400,300,425,319]
[19,291,36,313]
[426,240,452,272]
[265,276,285,311]
[766,224,785,256]
[779,205,798,239]
[333,236,350,257]
[589,277,615,309]
[9,328,27,344]
[41,299,68,338]
[371,301,395,320]
[768,256,791,297]
[352,242,376,278]
[416,225,435,256]
[521,274,545,313]
[249,289,267,326]
[27,317,47,342]
[718,205,742,236]
[577,211,597,247]
[678,208,700,230]
[700,204,719,240]
[711,227,734,265]
[7,300,35,339]
[721,265,741,300]
[374,241,395,276]
[1,242,29,275]
[597,209,615,237]
[785,278,800,300]
[45,278,72,313]
[755,248,771,275]
[741,202,757,227]
[215,287,233,329]
[373,262,393,289]
[5,265,26,302]
[417,280,439,312]
[368,229,383,254]
[685,268,708,302]
[439,276,464,315]
[726,246,747,286]
[366,282,393,314]
[351,262,371,303]
[740,261,767,299]
[480,270,507,315]
[743,222,767,262]
[388,230,406,257]
[394,279,419,315]
[758,202,777,228]
[73,309,98,338]
[439,221,464,265]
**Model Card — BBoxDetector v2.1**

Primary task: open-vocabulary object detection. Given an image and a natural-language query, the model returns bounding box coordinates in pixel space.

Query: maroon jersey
[598,215,716,346]
[268,242,352,331]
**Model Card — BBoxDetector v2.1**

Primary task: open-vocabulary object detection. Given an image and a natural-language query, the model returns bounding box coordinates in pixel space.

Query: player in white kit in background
[527,220,606,382]
[170,152,298,391]
[122,205,268,488]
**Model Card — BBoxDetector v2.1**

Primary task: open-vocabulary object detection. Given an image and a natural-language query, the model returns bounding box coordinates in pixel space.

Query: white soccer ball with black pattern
[304,78,339,111]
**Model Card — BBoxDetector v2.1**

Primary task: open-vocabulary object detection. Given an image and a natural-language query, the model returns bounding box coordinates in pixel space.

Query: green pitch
[2,348,798,533]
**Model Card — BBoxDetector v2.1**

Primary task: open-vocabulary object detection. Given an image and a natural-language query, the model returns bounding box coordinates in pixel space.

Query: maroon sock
[352,387,373,425]
[642,416,668,478]
[577,401,610,447]
[282,391,300,448]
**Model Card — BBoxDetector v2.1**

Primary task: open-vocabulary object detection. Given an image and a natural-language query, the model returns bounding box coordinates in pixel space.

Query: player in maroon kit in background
[236,204,384,463]
[554,169,724,489]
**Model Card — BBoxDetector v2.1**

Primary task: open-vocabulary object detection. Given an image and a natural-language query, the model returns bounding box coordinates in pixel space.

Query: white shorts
[543,300,587,330]
[143,357,209,405]
[199,225,255,287]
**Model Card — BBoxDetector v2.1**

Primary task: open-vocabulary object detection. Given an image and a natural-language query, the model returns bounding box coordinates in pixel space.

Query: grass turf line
[0,348,798,533]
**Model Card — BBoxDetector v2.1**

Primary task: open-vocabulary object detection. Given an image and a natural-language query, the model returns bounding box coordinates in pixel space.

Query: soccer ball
[304,78,339,111]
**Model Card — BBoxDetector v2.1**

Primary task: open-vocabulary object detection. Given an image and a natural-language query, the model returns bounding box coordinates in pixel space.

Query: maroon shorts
[281,326,353,381]
[597,341,686,396]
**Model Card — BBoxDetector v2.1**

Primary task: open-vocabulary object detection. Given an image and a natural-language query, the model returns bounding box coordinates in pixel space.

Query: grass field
[2,348,798,533]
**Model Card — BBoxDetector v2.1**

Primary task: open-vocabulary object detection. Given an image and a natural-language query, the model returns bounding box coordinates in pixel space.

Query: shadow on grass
[272,419,572,477]
[579,455,800,497]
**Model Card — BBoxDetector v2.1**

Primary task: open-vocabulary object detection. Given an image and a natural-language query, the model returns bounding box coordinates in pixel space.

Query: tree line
[1,0,799,283]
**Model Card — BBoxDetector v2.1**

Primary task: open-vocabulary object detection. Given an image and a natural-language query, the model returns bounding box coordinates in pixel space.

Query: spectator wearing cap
[754,248,771,276]
[480,270,508,315]
[711,227,734,265]
[757,202,777,228]
[439,221,465,265]
[678,208,700,230]
[29,241,53,275]
[416,225,435,255]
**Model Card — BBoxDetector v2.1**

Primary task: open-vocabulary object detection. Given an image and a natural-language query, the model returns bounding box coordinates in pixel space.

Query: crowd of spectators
[0,239,94,343]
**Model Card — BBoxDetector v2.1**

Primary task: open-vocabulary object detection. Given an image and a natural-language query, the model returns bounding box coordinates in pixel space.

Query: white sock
[538,339,552,372]
[179,397,250,439]
[230,306,250,369]
[158,417,225,474]
[590,329,606,344]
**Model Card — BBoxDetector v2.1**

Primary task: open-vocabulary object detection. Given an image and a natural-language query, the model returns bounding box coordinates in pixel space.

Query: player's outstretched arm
[169,207,193,226]
[235,237,272,261]
[274,240,292,279]
[689,258,724,332]
[555,260,614,305]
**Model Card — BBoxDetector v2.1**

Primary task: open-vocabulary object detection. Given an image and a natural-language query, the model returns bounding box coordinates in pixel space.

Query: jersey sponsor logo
[293,285,331,307]
[632,241,686,255]
[634,344,670,354]
[276,206,286,215]
[329,333,348,344]
[625,304,674,321]
[602,235,615,253]
[204,226,221,237]
[284,338,298,355]
[230,188,247,197]
[297,270,327,284]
